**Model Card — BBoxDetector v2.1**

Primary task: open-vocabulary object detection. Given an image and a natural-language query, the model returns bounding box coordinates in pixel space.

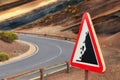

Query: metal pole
[85,70,91,80]
[40,68,44,80]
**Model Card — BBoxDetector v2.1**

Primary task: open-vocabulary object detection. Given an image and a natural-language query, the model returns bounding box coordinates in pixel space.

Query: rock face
[72,0,120,34]
[0,0,83,30]
[94,11,120,34]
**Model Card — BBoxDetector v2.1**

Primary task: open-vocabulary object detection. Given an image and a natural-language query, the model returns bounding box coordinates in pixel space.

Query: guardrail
[15,32,76,42]
[3,62,70,80]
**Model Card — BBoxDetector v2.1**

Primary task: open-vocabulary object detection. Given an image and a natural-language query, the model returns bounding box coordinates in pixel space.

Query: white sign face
[73,19,88,62]
[73,19,98,66]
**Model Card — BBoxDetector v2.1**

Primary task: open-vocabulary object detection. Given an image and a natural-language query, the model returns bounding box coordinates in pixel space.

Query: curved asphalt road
[0,34,74,79]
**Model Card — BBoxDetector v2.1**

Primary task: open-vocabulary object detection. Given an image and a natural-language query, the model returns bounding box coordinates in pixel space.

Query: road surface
[0,34,74,79]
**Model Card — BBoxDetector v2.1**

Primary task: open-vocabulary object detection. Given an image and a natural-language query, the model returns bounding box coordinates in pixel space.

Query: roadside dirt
[0,40,36,65]
[0,40,30,58]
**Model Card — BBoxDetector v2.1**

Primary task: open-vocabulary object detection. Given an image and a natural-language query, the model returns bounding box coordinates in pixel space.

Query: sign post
[70,12,106,79]
[85,70,90,80]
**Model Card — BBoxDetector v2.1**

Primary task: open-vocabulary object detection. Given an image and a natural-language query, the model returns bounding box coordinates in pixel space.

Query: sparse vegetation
[31,5,79,25]
[0,31,18,43]
[0,52,10,61]
[64,5,78,15]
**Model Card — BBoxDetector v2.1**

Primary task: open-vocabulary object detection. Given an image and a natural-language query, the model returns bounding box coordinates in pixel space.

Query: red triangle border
[70,12,106,73]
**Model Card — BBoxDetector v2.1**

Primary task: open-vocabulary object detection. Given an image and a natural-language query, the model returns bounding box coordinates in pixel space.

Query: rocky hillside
[0,0,83,30]
[16,0,120,35]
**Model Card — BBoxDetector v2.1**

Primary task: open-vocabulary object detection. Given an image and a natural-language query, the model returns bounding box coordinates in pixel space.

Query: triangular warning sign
[70,12,106,73]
